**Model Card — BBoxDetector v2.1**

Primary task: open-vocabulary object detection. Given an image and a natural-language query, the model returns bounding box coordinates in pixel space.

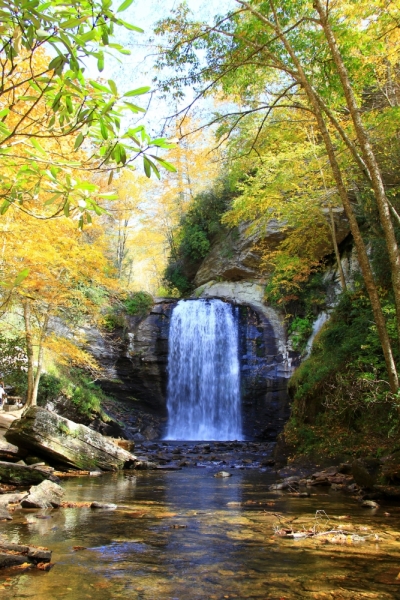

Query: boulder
[21,480,64,509]
[6,407,136,471]
[0,460,59,485]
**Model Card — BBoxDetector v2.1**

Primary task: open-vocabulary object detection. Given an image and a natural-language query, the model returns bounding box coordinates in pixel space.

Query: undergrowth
[285,289,400,458]
[37,367,109,419]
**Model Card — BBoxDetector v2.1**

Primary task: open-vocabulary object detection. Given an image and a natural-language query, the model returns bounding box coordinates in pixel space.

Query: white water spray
[165,299,242,441]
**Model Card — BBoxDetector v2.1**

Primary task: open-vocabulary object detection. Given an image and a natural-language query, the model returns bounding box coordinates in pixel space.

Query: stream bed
[1,469,400,599]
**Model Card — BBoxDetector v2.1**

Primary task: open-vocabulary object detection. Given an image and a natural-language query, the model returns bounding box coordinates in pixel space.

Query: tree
[0,202,115,406]
[154,0,400,392]
[0,0,175,223]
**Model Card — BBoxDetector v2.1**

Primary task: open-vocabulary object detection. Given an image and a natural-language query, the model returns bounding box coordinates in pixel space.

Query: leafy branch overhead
[0,0,176,223]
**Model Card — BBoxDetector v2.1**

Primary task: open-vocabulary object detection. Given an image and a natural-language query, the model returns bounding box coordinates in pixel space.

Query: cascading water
[165,299,242,441]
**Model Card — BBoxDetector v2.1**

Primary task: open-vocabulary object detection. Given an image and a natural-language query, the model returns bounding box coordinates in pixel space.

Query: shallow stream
[2,469,400,599]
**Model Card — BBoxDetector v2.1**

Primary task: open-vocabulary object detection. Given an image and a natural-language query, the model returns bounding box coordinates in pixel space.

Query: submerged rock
[0,542,52,568]
[91,502,117,509]
[5,407,136,471]
[21,480,64,509]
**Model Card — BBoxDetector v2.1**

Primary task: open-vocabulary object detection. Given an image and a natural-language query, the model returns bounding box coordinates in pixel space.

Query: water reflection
[1,470,400,599]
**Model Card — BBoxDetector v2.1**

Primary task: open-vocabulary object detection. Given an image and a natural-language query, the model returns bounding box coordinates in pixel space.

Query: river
[1,469,400,599]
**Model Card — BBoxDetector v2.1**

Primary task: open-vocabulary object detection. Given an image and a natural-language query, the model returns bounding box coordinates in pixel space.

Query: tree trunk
[248,0,399,391]
[328,205,347,291]
[314,0,400,346]
[30,312,50,407]
[23,300,35,407]
[23,302,50,408]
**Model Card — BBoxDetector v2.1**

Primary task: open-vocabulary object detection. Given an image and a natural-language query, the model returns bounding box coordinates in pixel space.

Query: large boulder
[6,407,136,471]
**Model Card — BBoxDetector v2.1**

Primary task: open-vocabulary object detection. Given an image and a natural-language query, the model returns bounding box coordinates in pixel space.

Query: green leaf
[143,156,151,178]
[60,17,87,29]
[31,138,46,155]
[44,192,63,205]
[123,102,145,113]
[0,200,11,215]
[64,202,70,217]
[124,86,151,97]
[108,79,118,95]
[150,156,177,172]
[117,0,135,13]
[48,55,65,71]
[100,121,108,140]
[13,268,30,286]
[115,19,143,32]
[0,108,10,119]
[97,52,104,72]
[74,132,84,150]
[89,80,110,94]
[65,95,73,114]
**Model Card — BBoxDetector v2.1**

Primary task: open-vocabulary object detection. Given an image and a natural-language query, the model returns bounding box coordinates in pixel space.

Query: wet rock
[21,480,64,509]
[142,426,159,441]
[339,462,352,475]
[361,500,379,509]
[261,459,275,467]
[89,417,131,440]
[352,460,376,489]
[25,456,44,466]
[214,471,232,478]
[373,485,400,500]
[0,438,24,462]
[0,553,27,567]
[0,542,52,567]
[0,460,59,485]
[6,407,136,471]
[0,508,12,520]
[282,476,300,485]
[347,482,359,493]
[0,492,28,506]
[91,502,117,509]
[131,460,158,470]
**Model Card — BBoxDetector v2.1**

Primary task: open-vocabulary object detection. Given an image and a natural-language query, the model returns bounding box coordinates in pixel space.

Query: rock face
[194,221,284,286]
[194,211,350,287]
[6,407,136,471]
[97,299,176,417]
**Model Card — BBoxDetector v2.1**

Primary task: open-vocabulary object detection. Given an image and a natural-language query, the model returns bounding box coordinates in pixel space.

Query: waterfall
[304,311,330,357]
[165,299,242,441]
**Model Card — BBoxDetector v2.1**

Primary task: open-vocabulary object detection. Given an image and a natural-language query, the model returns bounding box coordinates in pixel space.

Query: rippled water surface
[2,469,400,599]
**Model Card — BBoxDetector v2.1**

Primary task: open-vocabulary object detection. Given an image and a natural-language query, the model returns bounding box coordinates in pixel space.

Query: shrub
[123,291,153,316]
